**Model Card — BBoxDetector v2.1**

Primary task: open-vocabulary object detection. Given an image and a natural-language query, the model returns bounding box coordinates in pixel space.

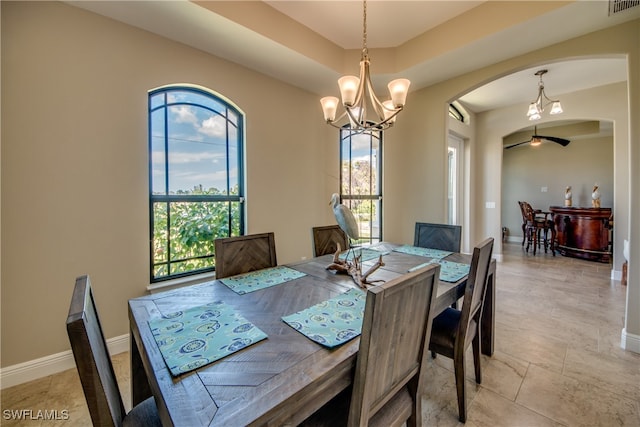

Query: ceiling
[67,1,639,113]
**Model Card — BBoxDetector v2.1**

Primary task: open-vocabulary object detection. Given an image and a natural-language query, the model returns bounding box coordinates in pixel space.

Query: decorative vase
[564,186,572,207]
[591,185,601,208]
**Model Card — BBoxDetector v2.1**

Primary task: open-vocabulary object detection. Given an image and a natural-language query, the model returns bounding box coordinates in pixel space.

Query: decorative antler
[325,243,385,288]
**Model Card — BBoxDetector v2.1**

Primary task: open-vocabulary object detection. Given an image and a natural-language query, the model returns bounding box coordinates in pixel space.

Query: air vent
[609,0,640,15]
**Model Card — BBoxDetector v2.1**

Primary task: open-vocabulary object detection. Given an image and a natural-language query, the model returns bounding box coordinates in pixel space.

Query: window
[448,134,464,226]
[149,86,244,282]
[340,127,382,245]
[448,102,468,123]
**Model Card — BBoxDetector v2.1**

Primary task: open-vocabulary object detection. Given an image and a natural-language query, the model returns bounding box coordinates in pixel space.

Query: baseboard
[621,328,640,354]
[611,269,622,281]
[0,334,129,390]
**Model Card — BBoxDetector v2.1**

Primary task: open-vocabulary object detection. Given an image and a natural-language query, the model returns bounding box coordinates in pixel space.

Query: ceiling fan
[504,126,570,149]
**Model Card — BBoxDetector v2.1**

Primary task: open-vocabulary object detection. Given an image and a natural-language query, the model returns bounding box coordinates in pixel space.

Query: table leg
[130,330,152,407]
[481,260,495,356]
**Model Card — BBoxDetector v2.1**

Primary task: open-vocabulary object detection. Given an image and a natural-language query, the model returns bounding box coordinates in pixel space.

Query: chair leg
[454,354,467,423]
[472,333,482,384]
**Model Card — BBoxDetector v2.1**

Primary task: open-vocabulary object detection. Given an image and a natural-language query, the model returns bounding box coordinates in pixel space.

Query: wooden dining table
[129,242,496,426]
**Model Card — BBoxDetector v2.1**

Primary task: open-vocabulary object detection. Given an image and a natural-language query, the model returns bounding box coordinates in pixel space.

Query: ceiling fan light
[550,101,563,115]
[338,76,360,106]
[388,79,411,107]
[320,96,339,122]
[530,137,542,146]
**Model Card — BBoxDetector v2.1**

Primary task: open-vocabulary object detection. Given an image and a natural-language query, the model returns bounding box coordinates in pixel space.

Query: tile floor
[2,242,639,426]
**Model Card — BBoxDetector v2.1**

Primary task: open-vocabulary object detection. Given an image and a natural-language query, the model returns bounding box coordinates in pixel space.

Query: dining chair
[520,202,554,255]
[66,275,161,427]
[428,237,494,423]
[300,263,441,427]
[214,232,277,279]
[311,224,349,257]
[414,222,462,252]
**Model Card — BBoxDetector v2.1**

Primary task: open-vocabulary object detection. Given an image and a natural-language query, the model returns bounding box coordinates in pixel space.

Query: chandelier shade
[320,0,410,132]
[526,69,563,121]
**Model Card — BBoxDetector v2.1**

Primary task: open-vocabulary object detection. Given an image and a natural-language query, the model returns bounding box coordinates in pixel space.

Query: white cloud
[172,105,198,125]
[199,115,226,138]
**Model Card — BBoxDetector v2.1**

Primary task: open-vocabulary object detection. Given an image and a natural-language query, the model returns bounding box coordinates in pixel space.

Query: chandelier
[526,69,563,121]
[320,0,410,132]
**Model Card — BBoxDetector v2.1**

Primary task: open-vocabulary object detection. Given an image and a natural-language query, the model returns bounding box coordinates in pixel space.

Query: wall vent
[609,0,640,15]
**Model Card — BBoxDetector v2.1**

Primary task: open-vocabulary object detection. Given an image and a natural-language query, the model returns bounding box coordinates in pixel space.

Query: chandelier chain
[362,0,368,58]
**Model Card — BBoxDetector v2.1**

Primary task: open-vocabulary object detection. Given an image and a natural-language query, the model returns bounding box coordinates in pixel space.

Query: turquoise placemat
[393,245,452,260]
[338,248,388,262]
[219,266,306,295]
[408,259,470,283]
[282,288,367,348]
[149,302,267,376]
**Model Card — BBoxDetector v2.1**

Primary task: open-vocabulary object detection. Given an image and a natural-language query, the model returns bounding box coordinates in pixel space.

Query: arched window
[149,85,245,282]
[340,127,382,245]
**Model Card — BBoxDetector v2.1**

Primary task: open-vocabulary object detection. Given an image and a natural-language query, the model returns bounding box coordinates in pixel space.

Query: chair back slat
[348,264,440,426]
[214,232,277,279]
[457,238,494,347]
[414,222,462,252]
[312,225,349,257]
[66,275,125,427]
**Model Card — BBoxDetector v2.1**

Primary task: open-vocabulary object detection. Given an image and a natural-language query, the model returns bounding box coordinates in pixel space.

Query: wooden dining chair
[414,222,462,252]
[300,264,441,427]
[311,225,349,257]
[66,275,161,427]
[214,232,277,279]
[520,202,554,255]
[428,237,494,423]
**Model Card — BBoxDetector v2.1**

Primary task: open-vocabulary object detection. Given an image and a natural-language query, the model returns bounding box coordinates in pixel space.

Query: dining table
[129,242,496,426]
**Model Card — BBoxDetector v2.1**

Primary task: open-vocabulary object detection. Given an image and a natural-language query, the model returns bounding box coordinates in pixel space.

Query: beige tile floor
[2,242,639,426]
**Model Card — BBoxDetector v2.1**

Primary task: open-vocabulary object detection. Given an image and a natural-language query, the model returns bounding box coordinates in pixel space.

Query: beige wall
[502,132,614,242]
[1,1,337,366]
[2,2,639,369]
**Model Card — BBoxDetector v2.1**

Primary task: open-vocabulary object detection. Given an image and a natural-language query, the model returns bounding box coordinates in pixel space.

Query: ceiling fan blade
[504,140,530,149]
[535,135,571,146]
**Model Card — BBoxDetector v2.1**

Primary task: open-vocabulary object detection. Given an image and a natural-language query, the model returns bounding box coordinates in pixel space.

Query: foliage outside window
[340,127,382,245]
[149,86,244,282]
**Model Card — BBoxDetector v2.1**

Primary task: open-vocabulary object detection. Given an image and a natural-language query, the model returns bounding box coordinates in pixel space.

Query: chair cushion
[430,308,461,353]
[123,397,162,427]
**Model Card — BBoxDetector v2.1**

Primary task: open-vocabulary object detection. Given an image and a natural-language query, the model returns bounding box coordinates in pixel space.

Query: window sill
[147,271,216,294]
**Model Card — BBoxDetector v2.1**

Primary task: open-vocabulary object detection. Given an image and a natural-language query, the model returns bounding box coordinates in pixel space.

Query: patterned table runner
[149,301,268,376]
[282,288,367,348]
[393,245,453,259]
[219,266,306,294]
[408,259,470,283]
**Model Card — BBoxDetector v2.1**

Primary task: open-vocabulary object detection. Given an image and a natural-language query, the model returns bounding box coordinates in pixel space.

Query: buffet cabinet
[549,206,612,263]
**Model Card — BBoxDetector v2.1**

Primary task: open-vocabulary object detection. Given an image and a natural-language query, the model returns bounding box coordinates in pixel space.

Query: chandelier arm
[320,0,409,131]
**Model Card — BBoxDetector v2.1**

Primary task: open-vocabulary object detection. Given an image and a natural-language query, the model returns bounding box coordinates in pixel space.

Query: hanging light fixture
[526,69,563,121]
[320,0,410,132]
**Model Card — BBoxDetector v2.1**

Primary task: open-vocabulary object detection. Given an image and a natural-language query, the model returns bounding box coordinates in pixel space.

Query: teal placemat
[338,248,388,262]
[282,288,367,348]
[408,260,470,283]
[393,245,452,260]
[219,266,306,295]
[149,302,267,376]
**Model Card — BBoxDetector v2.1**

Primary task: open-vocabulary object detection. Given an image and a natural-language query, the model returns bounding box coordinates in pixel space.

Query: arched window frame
[148,85,245,282]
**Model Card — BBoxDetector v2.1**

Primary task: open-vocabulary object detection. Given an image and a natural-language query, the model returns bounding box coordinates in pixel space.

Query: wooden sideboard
[549,206,612,263]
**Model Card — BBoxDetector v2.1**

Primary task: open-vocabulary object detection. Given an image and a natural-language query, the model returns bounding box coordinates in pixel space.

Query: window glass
[149,86,244,282]
[340,127,382,245]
